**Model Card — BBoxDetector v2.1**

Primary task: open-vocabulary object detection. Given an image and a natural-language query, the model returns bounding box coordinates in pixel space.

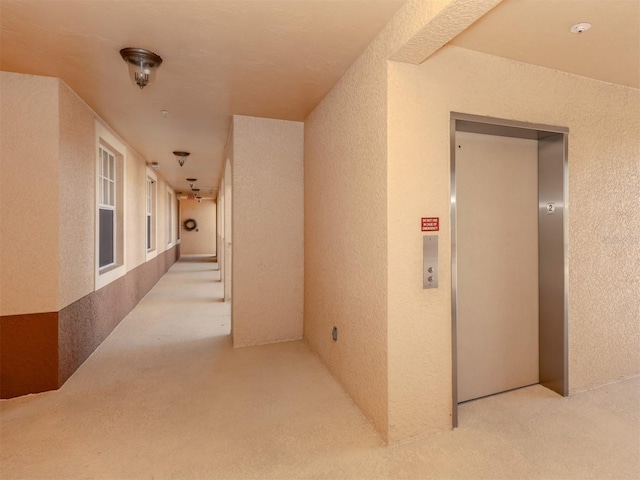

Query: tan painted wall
[179,199,217,255]
[224,159,232,302]
[1,72,176,314]
[0,73,60,315]
[58,81,95,310]
[125,148,147,269]
[154,172,171,255]
[303,0,455,442]
[387,45,640,440]
[232,115,303,347]
[125,150,174,266]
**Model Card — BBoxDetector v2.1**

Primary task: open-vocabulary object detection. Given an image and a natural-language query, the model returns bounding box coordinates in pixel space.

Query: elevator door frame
[450,112,569,428]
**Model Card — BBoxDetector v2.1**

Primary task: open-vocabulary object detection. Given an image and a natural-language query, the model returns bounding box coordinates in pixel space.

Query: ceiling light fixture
[186,177,197,189]
[173,151,190,167]
[119,47,163,89]
[570,22,591,34]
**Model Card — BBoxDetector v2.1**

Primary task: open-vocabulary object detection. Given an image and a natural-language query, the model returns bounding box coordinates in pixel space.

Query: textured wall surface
[58,245,178,387]
[387,45,640,440]
[58,81,95,310]
[390,0,501,64]
[0,73,60,315]
[179,199,217,254]
[303,0,458,442]
[1,71,179,397]
[125,148,147,270]
[232,115,303,347]
[224,158,232,303]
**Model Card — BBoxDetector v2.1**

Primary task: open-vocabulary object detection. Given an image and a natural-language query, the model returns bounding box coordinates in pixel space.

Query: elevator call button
[421,217,439,232]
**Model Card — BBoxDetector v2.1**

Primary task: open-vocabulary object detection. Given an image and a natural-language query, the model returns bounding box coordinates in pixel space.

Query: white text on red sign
[421,217,439,232]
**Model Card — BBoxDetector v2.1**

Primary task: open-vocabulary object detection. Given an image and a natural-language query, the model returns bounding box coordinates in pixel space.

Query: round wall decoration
[183,218,197,231]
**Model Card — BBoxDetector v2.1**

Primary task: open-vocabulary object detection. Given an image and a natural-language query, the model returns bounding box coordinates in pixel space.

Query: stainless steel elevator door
[456,131,539,403]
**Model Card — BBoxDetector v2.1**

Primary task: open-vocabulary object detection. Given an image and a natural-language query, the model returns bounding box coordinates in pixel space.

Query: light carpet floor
[1,256,638,479]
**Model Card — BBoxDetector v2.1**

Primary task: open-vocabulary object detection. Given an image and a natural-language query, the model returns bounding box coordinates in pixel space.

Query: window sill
[96,263,126,290]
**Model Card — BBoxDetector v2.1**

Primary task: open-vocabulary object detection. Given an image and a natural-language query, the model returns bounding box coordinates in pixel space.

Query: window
[145,167,158,260]
[98,146,116,268]
[95,120,127,289]
[167,188,174,246]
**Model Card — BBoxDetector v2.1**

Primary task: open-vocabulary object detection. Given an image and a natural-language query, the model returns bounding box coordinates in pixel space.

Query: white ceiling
[0,0,405,197]
[1,0,637,198]
[450,0,640,89]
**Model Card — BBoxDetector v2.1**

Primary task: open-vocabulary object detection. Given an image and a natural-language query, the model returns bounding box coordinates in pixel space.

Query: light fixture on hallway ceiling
[173,151,190,167]
[119,48,163,89]
[151,162,159,170]
[186,178,197,189]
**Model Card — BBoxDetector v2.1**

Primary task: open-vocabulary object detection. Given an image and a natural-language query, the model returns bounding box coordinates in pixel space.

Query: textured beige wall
[0,73,60,315]
[125,148,147,269]
[387,45,640,440]
[223,158,232,302]
[303,0,456,442]
[155,174,170,252]
[179,199,217,255]
[97,125,172,274]
[232,115,303,347]
[1,72,175,314]
[58,81,95,310]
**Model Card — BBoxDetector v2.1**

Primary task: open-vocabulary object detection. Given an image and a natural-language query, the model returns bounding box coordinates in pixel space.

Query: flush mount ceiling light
[173,151,190,167]
[119,47,163,89]
[570,22,592,34]
[186,177,197,188]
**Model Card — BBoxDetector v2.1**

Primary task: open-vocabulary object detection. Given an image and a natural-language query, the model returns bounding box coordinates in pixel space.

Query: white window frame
[145,167,158,261]
[98,145,116,269]
[95,120,127,290]
[167,187,174,247]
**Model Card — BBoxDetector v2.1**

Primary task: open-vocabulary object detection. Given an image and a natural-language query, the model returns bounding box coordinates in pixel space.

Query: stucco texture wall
[0,73,60,315]
[1,72,177,311]
[180,199,216,255]
[387,45,639,440]
[125,148,148,270]
[232,115,303,348]
[58,81,95,310]
[303,0,457,442]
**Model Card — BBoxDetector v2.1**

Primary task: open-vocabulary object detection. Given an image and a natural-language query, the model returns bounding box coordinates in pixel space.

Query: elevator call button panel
[423,235,438,289]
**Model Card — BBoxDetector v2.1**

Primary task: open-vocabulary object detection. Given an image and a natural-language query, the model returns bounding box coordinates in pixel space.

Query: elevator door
[456,131,539,403]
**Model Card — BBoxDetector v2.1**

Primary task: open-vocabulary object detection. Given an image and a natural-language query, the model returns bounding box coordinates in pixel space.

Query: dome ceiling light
[119,47,163,89]
[173,151,190,167]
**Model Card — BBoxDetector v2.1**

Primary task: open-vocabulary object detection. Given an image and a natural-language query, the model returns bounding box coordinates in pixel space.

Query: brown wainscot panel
[3,245,179,399]
[0,312,59,399]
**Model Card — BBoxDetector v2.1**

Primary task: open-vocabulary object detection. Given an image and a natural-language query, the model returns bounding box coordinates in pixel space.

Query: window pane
[109,181,115,207]
[99,208,115,267]
[102,153,108,177]
[109,155,115,180]
[147,215,151,250]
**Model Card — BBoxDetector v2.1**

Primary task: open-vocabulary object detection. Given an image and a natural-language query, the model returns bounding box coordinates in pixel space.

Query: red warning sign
[421,217,439,232]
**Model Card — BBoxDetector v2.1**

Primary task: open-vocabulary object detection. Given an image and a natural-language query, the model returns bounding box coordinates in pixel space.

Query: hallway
[1,257,638,479]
